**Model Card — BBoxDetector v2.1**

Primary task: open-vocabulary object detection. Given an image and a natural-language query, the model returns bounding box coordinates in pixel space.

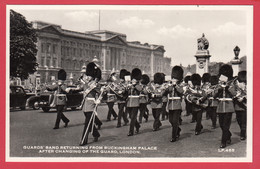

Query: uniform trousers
[128,107,140,134]
[55,105,69,128]
[218,113,233,144]
[185,100,192,116]
[152,108,162,130]
[169,110,182,139]
[107,102,118,120]
[95,115,102,127]
[208,107,217,127]
[81,111,100,145]
[161,102,169,120]
[193,110,203,132]
[235,110,246,137]
[139,103,148,123]
[117,103,129,126]
[126,107,130,118]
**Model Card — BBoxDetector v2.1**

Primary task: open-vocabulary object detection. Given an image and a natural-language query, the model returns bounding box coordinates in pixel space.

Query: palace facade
[31,21,171,84]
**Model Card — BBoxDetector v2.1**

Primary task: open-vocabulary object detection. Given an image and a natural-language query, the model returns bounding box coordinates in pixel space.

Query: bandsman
[213,64,236,148]
[105,71,118,121]
[166,66,184,142]
[161,74,169,121]
[116,69,129,128]
[46,69,70,130]
[148,72,166,131]
[184,75,195,123]
[207,75,219,129]
[70,62,104,146]
[139,74,150,123]
[234,70,247,140]
[201,73,211,120]
[185,73,207,135]
[126,68,142,136]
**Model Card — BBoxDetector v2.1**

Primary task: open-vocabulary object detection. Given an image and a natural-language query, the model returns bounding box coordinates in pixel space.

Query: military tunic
[166,84,184,140]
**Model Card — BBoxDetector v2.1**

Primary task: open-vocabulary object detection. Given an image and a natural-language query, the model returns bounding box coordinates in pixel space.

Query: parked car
[38,86,83,112]
[10,86,36,110]
[26,94,41,110]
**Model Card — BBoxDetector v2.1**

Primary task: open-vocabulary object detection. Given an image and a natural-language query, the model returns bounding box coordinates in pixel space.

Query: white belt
[107,93,115,96]
[168,97,181,100]
[86,97,95,101]
[139,94,146,97]
[56,94,66,97]
[129,95,139,98]
[219,98,232,101]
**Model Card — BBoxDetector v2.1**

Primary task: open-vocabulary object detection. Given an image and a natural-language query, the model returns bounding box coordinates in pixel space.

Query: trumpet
[218,76,238,88]
[234,83,247,101]
[161,82,173,89]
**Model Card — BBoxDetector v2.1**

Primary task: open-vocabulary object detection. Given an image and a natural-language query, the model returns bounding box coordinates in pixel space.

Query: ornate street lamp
[233,46,240,59]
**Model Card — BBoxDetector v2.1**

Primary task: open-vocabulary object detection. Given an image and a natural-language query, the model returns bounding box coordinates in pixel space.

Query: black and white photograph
[6,5,253,162]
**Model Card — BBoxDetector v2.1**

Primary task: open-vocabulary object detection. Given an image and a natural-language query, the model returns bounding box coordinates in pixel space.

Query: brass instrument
[233,81,247,107]
[106,82,124,98]
[186,86,208,108]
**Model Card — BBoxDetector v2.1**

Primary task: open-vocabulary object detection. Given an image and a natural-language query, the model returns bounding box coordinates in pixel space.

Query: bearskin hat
[184,75,191,83]
[131,68,142,81]
[161,73,166,82]
[219,64,233,81]
[191,73,201,86]
[58,69,67,81]
[86,62,97,78]
[126,71,131,76]
[171,66,184,81]
[95,67,102,82]
[119,69,128,80]
[202,73,211,83]
[237,70,247,83]
[154,72,164,85]
[210,75,219,85]
[141,74,150,85]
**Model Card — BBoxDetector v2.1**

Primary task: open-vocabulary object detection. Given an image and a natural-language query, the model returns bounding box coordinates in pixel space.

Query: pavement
[9,104,247,158]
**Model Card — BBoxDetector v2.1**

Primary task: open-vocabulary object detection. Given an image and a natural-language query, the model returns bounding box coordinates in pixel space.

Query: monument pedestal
[231,58,242,77]
[195,50,211,76]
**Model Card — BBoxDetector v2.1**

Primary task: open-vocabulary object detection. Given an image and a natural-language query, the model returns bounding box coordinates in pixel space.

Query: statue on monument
[197,33,209,50]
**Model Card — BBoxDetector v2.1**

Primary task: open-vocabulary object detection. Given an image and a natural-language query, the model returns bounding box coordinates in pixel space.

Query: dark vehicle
[10,86,36,110]
[26,94,41,110]
[38,87,83,112]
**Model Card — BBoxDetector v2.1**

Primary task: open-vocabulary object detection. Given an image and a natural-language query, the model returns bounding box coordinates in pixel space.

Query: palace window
[61,47,64,56]
[80,49,83,57]
[46,43,51,53]
[53,58,57,68]
[73,48,76,56]
[67,48,70,56]
[41,43,45,53]
[41,57,45,66]
[46,57,50,67]
[53,45,57,54]
[61,59,64,68]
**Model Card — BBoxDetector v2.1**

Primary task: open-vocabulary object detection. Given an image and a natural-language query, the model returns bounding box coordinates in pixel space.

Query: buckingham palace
[29,21,171,84]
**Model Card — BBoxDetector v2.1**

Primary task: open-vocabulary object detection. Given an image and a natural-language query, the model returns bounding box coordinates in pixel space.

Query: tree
[10,9,38,80]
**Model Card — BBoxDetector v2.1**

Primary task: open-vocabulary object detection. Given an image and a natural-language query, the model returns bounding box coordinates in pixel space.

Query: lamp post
[233,46,240,59]
[231,46,242,77]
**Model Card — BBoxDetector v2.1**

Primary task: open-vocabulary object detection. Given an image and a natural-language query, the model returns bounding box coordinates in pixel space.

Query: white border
[6,5,253,162]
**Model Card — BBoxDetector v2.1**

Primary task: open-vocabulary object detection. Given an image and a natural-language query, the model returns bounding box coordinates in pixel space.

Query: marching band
[49,62,247,148]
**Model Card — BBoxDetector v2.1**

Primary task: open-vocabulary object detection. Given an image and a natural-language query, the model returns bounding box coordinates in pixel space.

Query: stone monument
[195,33,211,76]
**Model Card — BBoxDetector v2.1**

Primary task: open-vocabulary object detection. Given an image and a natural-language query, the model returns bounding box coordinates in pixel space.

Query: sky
[10,5,253,67]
